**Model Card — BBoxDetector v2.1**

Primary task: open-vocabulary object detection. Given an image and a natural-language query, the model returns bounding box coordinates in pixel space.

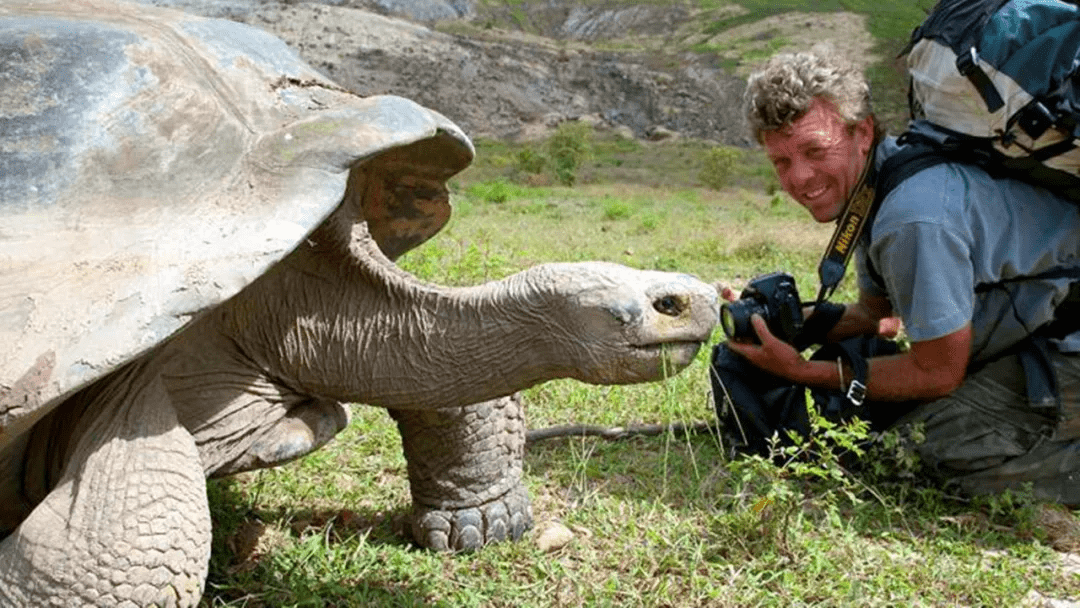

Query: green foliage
[601,198,633,221]
[768,192,785,209]
[730,237,782,264]
[699,146,742,190]
[459,134,778,192]
[465,179,514,204]
[513,147,548,176]
[396,235,517,285]
[547,121,593,186]
[636,211,662,233]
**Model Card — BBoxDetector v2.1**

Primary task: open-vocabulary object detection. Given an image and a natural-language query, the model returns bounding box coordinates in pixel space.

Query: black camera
[720,271,804,344]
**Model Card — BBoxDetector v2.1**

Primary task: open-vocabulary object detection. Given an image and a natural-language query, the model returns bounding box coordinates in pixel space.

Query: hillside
[135,0,923,145]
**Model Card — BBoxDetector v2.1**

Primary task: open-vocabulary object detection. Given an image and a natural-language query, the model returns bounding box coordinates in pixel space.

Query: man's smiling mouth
[802,185,829,202]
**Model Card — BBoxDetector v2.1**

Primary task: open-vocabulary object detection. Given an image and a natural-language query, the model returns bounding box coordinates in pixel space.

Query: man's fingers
[751,313,770,337]
[879,317,902,338]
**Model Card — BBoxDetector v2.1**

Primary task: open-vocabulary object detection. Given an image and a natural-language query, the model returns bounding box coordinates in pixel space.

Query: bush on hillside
[699,145,742,190]
[547,121,593,186]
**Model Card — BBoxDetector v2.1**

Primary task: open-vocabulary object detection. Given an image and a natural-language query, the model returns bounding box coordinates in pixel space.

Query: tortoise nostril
[654,295,683,316]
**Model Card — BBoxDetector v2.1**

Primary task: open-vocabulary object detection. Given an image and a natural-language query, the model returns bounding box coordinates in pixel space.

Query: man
[724,46,1080,504]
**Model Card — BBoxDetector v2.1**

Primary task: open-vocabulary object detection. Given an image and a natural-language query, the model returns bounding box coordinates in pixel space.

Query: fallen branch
[525,420,716,444]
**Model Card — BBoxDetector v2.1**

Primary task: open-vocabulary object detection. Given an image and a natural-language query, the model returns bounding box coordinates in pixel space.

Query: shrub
[547,121,593,186]
[602,199,633,221]
[466,179,514,204]
[699,146,742,190]
[514,147,548,176]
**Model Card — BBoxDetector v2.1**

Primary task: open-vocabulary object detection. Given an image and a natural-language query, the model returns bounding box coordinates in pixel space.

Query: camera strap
[814,158,877,304]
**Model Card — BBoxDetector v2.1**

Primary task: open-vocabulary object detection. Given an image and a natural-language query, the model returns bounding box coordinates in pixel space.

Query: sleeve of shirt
[869,221,974,342]
[855,241,888,298]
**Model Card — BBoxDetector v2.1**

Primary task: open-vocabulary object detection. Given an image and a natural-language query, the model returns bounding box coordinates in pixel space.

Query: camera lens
[720,301,755,340]
[720,305,737,339]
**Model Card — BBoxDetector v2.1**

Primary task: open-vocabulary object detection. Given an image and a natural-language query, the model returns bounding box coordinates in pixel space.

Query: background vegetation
[201,2,1080,606]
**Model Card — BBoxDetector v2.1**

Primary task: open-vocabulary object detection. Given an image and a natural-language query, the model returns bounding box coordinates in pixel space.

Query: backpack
[814,0,1080,302]
[710,335,906,458]
[880,0,1080,201]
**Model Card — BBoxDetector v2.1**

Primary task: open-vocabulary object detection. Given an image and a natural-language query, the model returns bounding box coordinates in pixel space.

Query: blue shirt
[857,137,1080,362]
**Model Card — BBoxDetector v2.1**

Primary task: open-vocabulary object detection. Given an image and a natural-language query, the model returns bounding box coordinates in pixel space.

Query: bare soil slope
[135,1,877,145]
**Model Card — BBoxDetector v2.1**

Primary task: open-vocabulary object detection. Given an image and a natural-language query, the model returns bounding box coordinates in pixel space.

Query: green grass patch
[467,133,779,193]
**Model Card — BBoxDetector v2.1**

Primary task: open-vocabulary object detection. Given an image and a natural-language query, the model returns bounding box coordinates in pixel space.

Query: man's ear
[855,116,875,157]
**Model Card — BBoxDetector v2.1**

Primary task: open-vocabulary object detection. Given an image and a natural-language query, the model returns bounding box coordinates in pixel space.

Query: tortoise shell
[0,0,473,443]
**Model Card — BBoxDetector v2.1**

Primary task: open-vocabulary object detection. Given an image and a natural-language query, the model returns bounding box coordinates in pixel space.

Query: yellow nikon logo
[834,213,862,256]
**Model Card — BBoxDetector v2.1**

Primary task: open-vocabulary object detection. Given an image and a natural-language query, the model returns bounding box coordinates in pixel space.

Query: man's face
[762,97,874,223]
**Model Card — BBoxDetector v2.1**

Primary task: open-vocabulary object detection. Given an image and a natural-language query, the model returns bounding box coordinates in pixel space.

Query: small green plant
[466,179,512,204]
[861,423,926,485]
[464,179,536,205]
[547,121,593,186]
[602,198,633,221]
[699,146,742,190]
[514,147,548,176]
[637,212,662,232]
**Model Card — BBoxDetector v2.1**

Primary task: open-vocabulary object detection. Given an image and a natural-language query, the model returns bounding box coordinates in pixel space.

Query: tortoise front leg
[0,363,211,607]
[388,394,533,551]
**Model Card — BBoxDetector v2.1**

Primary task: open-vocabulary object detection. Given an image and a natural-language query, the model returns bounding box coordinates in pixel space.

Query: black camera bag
[709,335,902,457]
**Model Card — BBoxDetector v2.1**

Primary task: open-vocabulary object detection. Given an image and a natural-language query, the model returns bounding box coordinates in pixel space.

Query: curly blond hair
[744,45,877,143]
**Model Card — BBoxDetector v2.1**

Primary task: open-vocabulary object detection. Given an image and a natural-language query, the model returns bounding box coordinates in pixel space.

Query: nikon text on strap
[815,156,877,304]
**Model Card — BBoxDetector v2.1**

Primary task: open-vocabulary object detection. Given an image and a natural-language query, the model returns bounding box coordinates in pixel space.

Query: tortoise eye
[654,295,683,316]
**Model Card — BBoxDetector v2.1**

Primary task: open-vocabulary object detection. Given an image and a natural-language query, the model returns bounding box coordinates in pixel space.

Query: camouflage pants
[891,349,1080,505]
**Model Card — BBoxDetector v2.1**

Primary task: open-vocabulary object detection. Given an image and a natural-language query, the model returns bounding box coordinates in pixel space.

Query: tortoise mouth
[632,340,705,363]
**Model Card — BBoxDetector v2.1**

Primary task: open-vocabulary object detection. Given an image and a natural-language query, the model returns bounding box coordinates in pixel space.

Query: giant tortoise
[0,0,719,605]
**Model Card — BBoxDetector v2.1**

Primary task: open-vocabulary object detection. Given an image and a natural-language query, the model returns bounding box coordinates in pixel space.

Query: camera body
[721,271,804,344]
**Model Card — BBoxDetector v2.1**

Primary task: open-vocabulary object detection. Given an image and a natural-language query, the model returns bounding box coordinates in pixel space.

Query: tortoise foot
[410,484,533,552]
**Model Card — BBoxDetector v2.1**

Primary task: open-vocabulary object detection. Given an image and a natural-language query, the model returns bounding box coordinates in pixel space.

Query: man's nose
[787,157,814,185]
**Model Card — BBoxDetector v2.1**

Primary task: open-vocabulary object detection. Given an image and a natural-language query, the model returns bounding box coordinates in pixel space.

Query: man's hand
[878,317,902,339]
[717,283,739,303]
[725,313,808,382]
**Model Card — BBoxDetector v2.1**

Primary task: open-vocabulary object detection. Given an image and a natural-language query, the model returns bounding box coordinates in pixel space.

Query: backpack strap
[875,136,955,201]
[955,48,1005,113]
[857,133,959,292]
[974,266,1080,292]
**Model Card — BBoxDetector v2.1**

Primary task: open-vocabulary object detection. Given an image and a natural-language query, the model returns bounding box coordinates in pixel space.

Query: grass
[200,138,1080,607]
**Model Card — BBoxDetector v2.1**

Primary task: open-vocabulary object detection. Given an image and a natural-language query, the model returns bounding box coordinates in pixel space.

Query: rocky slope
[134,1,881,145]
[136,0,750,143]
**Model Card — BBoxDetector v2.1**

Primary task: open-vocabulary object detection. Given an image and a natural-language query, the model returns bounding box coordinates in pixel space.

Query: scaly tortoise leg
[0,362,211,607]
[388,393,533,551]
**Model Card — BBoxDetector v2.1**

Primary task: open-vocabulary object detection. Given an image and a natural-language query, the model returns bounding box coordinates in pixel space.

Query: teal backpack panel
[896,0,1080,200]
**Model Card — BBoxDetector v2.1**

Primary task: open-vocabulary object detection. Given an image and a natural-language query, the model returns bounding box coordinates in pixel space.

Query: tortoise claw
[410,484,533,552]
